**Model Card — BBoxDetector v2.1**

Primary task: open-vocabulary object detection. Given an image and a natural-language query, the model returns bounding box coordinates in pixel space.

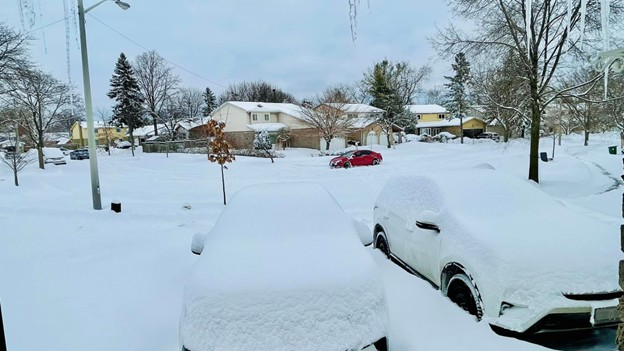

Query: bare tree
[178,87,204,120]
[0,106,31,186]
[430,0,624,183]
[97,108,114,155]
[472,53,530,142]
[218,81,298,104]
[3,69,71,169]
[0,24,30,93]
[134,50,180,136]
[299,88,357,151]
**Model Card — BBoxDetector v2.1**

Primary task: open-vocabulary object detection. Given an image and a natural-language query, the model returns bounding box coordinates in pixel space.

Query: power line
[88,14,228,90]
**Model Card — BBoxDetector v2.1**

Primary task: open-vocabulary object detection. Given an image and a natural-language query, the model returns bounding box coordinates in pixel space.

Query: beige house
[211,101,318,149]
[70,121,127,147]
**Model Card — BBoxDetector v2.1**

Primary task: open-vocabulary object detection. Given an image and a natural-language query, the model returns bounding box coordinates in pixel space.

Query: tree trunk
[460,116,464,144]
[584,130,589,146]
[130,130,136,157]
[528,99,541,183]
[221,164,227,205]
[38,146,44,169]
[325,138,331,151]
[13,168,19,186]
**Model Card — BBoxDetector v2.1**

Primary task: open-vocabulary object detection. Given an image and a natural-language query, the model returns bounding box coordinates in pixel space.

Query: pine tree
[108,53,145,156]
[202,87,217,117]
[367,60,404,148]
[444,52,471,144]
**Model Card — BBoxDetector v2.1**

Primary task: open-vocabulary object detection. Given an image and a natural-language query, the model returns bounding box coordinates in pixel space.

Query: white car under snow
[181,182,388,351]
[373,167,622,334]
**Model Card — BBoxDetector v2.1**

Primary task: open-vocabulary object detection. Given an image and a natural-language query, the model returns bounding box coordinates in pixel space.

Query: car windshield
[340,151,356,157]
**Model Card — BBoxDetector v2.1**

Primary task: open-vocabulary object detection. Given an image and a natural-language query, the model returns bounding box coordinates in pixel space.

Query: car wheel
[375,232,390,258]
[446,273,483,320]
[372,158,380,165]
[343,161,352,168]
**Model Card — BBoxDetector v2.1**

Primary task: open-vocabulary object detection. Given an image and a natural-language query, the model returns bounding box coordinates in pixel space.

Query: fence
[142,139,209,154]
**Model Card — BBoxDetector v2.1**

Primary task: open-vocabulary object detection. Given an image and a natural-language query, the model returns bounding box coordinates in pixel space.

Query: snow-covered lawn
[1,133,621,350]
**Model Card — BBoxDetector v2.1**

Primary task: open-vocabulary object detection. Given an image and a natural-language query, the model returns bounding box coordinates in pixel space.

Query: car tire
[375,232,390,258]
[372,158,380,165]
[343,161,352,168]
[446,273,483,320]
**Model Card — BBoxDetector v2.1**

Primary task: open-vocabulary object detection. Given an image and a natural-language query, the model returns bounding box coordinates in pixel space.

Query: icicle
[579,0,587,48]
[63,0,75,117]
[601,0,611,99]
[566,0,572,44]
[525,0,531,59]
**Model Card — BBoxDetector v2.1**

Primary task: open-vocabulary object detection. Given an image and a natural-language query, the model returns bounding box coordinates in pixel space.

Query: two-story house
[210,101,318,149]
[70,121,128,147]
[409,104,487,138]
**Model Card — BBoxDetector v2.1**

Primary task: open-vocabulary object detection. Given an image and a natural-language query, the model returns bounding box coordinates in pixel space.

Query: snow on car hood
[181,182,387,351]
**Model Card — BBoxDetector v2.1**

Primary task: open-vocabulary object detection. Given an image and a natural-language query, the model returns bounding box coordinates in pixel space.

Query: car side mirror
[191,232,207,255]
[415,210,441,233]
[352,218,373,246]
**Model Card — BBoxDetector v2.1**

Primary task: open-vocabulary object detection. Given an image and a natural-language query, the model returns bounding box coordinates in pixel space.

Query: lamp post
[77,0,130,210]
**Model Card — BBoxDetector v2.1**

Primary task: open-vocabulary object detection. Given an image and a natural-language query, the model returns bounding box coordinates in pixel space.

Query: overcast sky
[2,0,454,112]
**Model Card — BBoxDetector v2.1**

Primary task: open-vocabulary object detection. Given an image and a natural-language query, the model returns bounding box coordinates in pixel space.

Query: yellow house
[70,121,128,147]
[407,104,487,138]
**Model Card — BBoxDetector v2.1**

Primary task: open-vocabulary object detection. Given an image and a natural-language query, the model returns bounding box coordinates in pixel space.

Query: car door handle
[415,221,440,233]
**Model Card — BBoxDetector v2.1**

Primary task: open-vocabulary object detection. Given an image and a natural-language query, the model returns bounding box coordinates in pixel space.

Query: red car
[329,150,383,168]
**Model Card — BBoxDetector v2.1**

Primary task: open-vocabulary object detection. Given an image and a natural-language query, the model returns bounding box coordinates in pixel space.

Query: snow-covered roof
[416,116,484,128]
[351,116,376,129]
[324,103,385,114]
[406,104,448,114]
[176,119,205,131]
[223,101,304,119]
[76,121,123,129]
[131,124,166,137]
[246,122,288,132]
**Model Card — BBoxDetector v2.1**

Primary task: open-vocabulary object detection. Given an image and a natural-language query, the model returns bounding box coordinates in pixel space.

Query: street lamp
[77,0,130,210]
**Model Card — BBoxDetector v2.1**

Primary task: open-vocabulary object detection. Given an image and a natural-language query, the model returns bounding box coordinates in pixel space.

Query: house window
[94,128,99,133]
[116,128,121,132]
[264,114,270,121]
[252,113,258,121]
[438,114,445,119]
[416,114,421,120]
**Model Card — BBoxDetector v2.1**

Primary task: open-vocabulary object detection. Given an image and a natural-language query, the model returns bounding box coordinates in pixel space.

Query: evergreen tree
[108,53,145,156]
[202,87,217,117]
[365,60,405,148]
[444,53,471,144]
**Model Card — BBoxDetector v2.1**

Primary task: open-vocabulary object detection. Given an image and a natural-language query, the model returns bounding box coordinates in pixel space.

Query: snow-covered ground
[0,133,622,350]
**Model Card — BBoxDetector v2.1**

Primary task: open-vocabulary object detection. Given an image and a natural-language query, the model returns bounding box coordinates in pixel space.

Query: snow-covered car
[43,147,67,165]
[116,140,131,149]
[372,168,622,334]
[181,182,388,351]
[329,150,383,168]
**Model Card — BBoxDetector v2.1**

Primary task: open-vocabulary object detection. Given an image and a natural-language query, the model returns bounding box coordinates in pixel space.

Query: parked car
[70,149,89,160]
[181,182,388,351]
[59,147,70,156]
[372,168,621,335]
[330,150,383,168]
[476,132,500,141]
[43,147,67,165]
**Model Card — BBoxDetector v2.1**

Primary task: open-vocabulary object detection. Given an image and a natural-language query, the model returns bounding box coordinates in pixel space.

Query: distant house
[407,104,487,138]
[130,124,167,145]
[210,101,318,149]
[70,121,128,147]
[318,103,405,147]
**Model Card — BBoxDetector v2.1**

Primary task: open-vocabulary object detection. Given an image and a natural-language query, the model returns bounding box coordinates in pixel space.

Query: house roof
[324,103,385,114]
[176,119,205,131]
[131,124,167,137]
[246,123,288,132]
[76,121,125,129]
[406,104,448,114]
[220,101,304,119]
[416,116,484,128]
